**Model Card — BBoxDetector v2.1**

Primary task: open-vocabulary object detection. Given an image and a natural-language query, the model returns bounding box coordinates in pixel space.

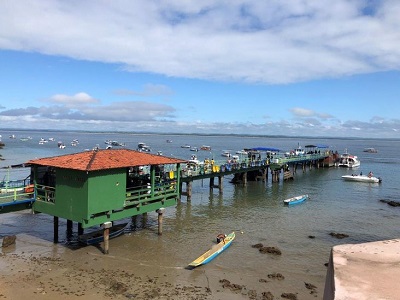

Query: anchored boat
[188,232,235,268]
[283,194,309,206]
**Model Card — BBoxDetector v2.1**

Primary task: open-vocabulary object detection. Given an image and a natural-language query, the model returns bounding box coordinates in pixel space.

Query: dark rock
[259,246,282,255]
[267,272,285,280]
[2,235,16,248]
[261,291,274,300]
[305,282,317,290]
[329,232,349,239]
[380,199,400,207]
[251,243,263,248]
[281,292,297,300]
[308,235,315,239]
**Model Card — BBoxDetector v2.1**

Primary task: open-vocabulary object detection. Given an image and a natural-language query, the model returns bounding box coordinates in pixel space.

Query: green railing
[124,181,178,208]
[35,184,56,203]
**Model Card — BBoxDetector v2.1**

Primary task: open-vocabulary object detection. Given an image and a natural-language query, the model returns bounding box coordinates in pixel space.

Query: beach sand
[0,234,306,300]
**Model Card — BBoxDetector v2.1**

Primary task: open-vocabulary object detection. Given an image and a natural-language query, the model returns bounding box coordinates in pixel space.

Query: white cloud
[48,92,100,107]
[1,1,399,84]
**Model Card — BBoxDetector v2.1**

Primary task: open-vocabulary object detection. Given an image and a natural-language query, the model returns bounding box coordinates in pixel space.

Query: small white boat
[283,194,308,206]
[221,150,231,157]
[236,150,248,155]
[363,148,378,153]
[342,175,382,183]
[337,150,360,168]
[137,142,151,152]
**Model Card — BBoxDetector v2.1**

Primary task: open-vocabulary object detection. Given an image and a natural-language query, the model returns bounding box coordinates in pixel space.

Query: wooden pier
[179,150,332,200]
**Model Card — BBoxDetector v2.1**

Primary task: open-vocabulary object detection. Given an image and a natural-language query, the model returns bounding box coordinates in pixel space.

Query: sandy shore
[0,234,313,300]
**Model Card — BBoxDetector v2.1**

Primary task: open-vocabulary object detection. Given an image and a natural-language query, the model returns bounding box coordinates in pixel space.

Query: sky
[0,1,400,138]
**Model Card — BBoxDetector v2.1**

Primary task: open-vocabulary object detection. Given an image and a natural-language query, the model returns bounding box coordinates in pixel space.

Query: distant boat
[181,144,191,148]
[166,139,173,143]
[190,147,198,152]
[188,232,235,268]
[221,150,231,157]
[283,194,308,206]
[137,142,151,152]
[78,223,128,245]
[337,149,360,168]
[342,175,381,183]
[363,148,378,153]
[200,145,211,151]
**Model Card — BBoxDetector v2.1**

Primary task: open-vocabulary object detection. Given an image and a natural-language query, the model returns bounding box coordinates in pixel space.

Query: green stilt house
[27,149,186,237]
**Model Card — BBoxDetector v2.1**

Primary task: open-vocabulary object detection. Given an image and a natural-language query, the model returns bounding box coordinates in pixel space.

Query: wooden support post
[218,176,223,194]
[103,221,112,255]
[131,215,137,229]
[187,181,192,201]
[53,216,59,243]
[78,223,84,235]
[141,213,148,228]
[157,208,165,235]
[66,219,73,238]
[243,172,247,186]
[209,177,215,191]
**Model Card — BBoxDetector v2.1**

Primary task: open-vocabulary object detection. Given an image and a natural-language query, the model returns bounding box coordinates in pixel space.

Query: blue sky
[0,1,399,138]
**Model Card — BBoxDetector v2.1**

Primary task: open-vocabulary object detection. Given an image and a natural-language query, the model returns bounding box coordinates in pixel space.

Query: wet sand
[0,234,300,300]
[0,234,316,300]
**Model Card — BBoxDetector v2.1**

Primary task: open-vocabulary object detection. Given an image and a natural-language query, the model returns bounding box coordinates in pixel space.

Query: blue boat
[283,194,308,206]
[188,232,235,268]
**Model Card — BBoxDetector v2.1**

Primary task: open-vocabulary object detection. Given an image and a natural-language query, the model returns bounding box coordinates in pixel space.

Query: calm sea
[1,129,400,298]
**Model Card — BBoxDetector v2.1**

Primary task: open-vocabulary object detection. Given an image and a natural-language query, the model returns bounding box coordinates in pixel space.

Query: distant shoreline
[1,128,399,141]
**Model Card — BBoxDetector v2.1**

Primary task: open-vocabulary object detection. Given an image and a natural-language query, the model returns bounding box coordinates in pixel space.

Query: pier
[179,147,332,200]
[0,146,333,253]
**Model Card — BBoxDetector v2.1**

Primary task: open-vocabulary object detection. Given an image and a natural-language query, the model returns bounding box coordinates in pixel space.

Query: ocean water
[1,129,400,298]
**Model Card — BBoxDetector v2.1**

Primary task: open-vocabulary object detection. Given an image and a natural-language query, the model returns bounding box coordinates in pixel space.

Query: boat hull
[284,194,308,206]
[188,232,235,268]
[341,175,381,183]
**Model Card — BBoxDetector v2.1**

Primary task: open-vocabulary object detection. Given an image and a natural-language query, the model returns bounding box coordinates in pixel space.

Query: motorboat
[137,142,151,152]
[235,150,248,155]
[363,148,378,153]
[200,145,211,151]
[221,150,231,157]
[342,174,381,183]
[337,150,360,168]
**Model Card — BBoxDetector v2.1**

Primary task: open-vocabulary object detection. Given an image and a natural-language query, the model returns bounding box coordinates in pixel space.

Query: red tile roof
[27,149,187,172]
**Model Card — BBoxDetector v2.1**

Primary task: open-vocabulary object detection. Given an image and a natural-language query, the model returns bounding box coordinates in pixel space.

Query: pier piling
[103,221,112,254]
[157,208,165,235]
[53,216,59,243]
